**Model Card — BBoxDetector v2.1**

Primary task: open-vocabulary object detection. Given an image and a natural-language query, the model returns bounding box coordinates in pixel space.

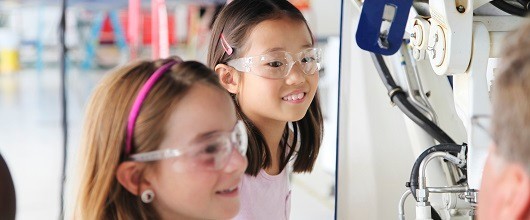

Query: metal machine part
[410,17,430,60]
[352,0,528,219]
[427,0,473,75]
[412,0,430,17]
[400,42,437,124]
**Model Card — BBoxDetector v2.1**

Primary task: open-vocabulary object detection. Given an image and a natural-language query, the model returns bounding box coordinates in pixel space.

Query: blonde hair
[74,58,223,219]
[492,18,530,170]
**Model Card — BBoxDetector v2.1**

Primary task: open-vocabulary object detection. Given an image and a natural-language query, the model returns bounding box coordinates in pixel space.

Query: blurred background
[0,0,340,219]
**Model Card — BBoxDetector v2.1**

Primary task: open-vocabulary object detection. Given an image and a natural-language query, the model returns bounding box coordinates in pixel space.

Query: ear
[215,63,240,94]
[498,163,530,219]
[116,161,151,196]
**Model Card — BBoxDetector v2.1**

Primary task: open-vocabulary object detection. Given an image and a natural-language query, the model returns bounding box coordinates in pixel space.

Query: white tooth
[222,187,236,193]
[298,93,303,99]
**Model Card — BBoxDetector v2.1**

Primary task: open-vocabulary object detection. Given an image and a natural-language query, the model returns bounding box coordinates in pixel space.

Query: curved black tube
[407,143,465,200]
[517,0,530,10]
[369,53,468,200]
[370,53,455,144]
[491,0,527,16]
[431,207,442,220]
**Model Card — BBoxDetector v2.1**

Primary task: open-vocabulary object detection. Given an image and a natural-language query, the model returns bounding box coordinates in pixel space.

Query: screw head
[457,5,465,13]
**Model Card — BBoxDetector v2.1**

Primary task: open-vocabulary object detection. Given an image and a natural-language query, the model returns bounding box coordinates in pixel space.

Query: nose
[285,62,305,85]
[222,146,248,174]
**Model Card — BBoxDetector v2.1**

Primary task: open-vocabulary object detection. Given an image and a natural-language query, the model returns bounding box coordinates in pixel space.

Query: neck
[246,113,287,175]
[257,120,286,154]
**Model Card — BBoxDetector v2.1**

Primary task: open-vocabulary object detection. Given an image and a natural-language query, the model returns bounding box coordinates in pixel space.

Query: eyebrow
[261,44,313,54]
[190,130,222,144]
[188,121,238,144]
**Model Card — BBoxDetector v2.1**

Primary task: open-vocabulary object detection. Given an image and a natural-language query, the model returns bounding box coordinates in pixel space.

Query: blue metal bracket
[355,0,413,55]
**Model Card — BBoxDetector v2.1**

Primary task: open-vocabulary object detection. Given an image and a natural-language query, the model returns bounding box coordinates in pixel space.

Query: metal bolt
[468,208,476,216]
[457,5,465,13]
[411,33,416,38]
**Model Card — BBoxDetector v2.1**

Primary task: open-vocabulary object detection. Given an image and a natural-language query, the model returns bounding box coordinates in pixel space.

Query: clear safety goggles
[227,48,322,79]
[129,120,248,171]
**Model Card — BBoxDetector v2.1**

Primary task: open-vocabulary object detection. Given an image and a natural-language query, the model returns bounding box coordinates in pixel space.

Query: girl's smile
[281,89,308,104]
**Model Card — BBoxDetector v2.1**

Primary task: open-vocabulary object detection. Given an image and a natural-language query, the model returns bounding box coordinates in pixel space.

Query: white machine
[345,0,527,219]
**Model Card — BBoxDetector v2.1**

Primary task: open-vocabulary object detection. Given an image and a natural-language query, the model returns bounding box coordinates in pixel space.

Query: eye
[301,56,316,63]
[203,144,221,154]
[267,61,284,67]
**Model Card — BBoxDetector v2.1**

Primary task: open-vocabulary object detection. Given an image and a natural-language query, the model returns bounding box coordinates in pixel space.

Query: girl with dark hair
[207,0,324,219]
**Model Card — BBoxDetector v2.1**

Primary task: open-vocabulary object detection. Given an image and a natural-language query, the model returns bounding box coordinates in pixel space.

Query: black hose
[516,0,530,10]
[431,207,442,220]
[58,0,68,219]
[369,52,468,202]
[407,143,465,200]
[370,53,455,144]
[491,0,527,16]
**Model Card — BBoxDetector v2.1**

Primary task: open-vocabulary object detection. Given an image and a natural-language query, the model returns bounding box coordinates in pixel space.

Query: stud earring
[141,189,155,203]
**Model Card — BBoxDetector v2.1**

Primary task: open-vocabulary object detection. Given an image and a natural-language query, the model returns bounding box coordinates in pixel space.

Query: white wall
[303,0,341,38]
[336,2,417,219]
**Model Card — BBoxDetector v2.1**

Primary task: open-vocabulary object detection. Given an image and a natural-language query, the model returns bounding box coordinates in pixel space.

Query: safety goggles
[227,47,322,79]
[129,120,248,171]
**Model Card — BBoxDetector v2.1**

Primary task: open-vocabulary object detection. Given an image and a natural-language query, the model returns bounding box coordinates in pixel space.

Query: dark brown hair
[75,57,225,219]
[207,0,323,176]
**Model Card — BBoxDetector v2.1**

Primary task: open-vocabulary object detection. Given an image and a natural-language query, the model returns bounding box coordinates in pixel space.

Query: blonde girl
[75,57,248,219]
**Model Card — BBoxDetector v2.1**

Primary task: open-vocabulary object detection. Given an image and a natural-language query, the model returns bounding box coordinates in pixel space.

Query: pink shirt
[233,168,291,220]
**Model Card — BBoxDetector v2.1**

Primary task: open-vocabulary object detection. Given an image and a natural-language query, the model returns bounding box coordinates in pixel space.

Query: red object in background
[289,0,311,10]
[99,11,177,46]
[100,15,115,44]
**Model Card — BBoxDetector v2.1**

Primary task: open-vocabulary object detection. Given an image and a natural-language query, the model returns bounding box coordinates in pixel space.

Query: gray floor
[0,67,333,219]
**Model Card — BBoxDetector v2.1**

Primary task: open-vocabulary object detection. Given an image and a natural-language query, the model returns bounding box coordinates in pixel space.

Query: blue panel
[355,0,412,55]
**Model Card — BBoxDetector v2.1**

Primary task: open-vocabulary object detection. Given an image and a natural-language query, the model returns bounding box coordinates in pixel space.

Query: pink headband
[124,60,179,156]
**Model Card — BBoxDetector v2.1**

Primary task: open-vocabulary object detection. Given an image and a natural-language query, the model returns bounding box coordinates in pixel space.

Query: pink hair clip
[220,33,233,56]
